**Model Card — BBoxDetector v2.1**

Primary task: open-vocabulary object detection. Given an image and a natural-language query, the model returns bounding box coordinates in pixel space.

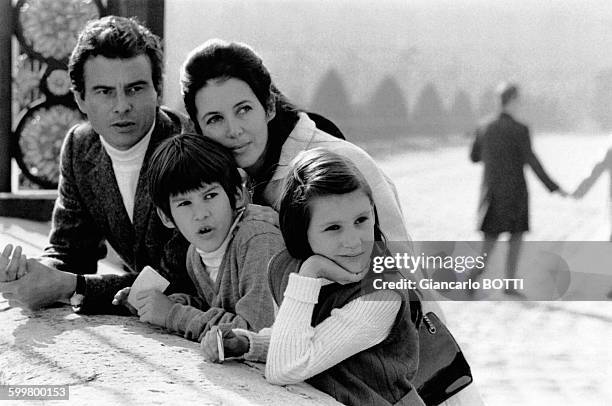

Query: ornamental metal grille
[12,0,105,189]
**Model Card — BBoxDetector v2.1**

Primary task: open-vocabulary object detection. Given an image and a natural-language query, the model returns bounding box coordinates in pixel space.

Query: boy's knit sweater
[164,218,284,341]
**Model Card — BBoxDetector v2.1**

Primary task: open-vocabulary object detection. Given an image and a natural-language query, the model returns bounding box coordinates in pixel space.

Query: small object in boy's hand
[216,328,225,363]
[127,266,170,307]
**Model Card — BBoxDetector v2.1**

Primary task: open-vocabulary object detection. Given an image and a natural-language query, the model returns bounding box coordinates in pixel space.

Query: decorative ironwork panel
[12,0,105,189]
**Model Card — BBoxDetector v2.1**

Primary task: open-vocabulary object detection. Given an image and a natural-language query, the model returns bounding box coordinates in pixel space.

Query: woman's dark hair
[180,39,301,203]
[278,148,384,260]
[147,133,243,221]
[69,16,164,97]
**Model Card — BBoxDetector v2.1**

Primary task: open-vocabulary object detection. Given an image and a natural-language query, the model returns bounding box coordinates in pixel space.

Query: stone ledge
[0,191,57,222]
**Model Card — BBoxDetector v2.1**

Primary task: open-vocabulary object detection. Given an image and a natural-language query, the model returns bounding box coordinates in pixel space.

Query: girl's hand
[299,255,365,284]
[112,287,138,315]
[134,290,174,326]
[201,326,249,362]
[243,204,279,228]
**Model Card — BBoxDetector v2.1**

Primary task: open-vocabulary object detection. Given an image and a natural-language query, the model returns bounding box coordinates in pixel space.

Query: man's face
[74,55,159,150]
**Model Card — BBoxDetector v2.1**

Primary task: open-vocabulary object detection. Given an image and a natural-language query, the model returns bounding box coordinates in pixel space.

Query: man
[470,82,566,296]
[0,16,192,312]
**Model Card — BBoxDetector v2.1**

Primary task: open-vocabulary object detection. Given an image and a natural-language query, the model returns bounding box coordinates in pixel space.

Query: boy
[114,133,284,342]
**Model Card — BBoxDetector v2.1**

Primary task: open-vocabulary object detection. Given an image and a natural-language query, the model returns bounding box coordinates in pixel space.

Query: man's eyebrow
[91,85,114,90]
[125,80,149,88]
[90,80,149,90]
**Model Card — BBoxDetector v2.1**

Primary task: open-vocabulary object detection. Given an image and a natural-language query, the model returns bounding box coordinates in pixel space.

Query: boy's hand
[112,287,138,315]
[0,244,27,282]
[299,254,366,284]
[167,292,192,306]
[134,290,173,327]
[244,204,279,227]
[201,326,249,362]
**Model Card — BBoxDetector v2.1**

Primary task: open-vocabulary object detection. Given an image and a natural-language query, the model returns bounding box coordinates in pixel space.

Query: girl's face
[194,77,275,175]
[306,189,375,276]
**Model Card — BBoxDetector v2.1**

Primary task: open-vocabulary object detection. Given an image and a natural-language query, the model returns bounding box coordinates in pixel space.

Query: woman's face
[194,77,274,174]
[306,189,375,276]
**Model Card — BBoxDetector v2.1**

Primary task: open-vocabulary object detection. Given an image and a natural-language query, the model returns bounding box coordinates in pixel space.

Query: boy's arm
[233,327,272,362]
[165,229,283,341]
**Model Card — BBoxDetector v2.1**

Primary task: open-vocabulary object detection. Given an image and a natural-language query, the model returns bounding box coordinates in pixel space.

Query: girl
[202,149,425,406]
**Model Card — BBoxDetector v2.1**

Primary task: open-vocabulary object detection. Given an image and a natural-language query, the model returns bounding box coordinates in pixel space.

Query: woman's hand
[299,254,365,284]
[243,204,279,228]
[201,326,249,362]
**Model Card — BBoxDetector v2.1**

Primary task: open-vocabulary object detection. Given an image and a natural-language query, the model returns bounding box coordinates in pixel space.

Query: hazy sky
[164,0,612,123]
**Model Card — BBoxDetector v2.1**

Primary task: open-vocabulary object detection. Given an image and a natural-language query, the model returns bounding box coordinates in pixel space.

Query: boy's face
[159,183,244,252]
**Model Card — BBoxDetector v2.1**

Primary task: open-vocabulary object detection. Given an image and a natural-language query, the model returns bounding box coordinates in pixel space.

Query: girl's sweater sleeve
[264,273,401,385]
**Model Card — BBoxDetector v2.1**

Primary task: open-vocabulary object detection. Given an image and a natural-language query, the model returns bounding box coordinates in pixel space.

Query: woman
[180,39,408,242]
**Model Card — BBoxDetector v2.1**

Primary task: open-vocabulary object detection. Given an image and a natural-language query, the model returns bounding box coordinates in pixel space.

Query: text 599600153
[0,385,69,400]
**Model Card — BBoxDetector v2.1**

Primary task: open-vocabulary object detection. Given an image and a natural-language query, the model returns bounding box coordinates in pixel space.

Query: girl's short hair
[279,148,384,260]
[147,133,243,220]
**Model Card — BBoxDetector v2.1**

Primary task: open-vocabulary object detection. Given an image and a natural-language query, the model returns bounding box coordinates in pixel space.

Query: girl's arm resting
[265,273,400,385]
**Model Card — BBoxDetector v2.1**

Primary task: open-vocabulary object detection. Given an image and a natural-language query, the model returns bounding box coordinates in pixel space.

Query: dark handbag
[413,311,473,406]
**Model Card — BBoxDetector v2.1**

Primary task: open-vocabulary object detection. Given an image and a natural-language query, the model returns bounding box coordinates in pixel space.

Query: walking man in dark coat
[470,82,566,295]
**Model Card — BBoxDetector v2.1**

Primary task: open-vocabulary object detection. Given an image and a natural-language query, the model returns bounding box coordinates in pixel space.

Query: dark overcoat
[470,112,559,233]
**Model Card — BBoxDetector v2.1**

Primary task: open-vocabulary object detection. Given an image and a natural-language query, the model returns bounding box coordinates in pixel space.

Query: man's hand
[112,287,138,315]
[0,257,76,310]
[133,289,173,327]
[201,326,249,362]
[243,204,279,227]
[299,254,366,284]
[1,244,27,282]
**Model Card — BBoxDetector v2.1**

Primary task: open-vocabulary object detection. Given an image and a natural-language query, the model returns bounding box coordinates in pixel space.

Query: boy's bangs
[162,156,224,199]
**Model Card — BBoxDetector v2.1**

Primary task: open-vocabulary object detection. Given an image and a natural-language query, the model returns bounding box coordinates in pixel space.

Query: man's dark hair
[69,15,164,97]
[147,133,243,221]
[497,82,519,107]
